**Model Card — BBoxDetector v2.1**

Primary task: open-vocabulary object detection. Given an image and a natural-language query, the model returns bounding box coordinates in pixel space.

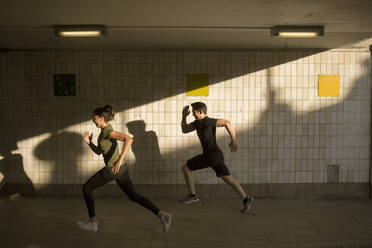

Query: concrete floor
[1,196,372,248]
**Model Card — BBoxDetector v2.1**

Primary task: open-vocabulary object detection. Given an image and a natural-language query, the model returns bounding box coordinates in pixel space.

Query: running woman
[77,105,172,233]
[180,102,254,213]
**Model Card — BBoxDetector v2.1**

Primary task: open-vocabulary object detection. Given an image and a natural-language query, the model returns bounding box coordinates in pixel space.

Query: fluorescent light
[59,31,102,37]
[271,26,324,38]
[53,25,107,38]
[278,32,318,38]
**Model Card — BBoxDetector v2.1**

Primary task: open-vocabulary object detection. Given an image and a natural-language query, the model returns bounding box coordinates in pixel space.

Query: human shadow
[33,131,84,195]
[0,137,35,197]
[126,120,169,184]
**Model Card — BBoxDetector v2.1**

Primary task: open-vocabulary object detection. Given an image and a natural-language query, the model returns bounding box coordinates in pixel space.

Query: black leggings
[82,166,160,218]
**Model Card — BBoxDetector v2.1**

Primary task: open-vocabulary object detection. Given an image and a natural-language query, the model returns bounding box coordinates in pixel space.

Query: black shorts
[186,150,230,177]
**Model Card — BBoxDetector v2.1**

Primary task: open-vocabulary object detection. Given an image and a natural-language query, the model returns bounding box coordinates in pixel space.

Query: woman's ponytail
[94,104,115,122]
[104,105,115,121]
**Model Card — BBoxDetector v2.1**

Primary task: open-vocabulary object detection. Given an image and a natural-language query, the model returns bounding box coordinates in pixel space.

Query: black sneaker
[241,197,254,214]
[179,194,199,205]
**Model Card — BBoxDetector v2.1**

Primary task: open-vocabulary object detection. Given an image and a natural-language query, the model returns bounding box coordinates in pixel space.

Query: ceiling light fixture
[271,25,324,38]
[53,25,107,37]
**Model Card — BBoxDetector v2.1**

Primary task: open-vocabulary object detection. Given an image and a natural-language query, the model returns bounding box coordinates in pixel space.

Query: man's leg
[180,155,208,205]
[220,175,247,199]
[220,175,254,213]
[182,163,196,195]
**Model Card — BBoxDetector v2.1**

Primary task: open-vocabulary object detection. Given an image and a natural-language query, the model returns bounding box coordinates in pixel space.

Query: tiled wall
[0,50,370,189]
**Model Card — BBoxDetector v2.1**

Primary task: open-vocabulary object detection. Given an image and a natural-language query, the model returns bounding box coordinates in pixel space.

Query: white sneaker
[160,212,173,234]
[77,220,98,231]
[0,172,5,189]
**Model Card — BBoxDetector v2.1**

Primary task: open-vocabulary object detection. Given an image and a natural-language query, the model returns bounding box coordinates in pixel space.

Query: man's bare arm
[181,106,196,133]
[216,119,237,152]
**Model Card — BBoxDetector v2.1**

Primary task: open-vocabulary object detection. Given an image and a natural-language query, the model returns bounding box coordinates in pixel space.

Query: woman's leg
[115,170,160,216]
[116,169,172,233]
[82,168,112,219]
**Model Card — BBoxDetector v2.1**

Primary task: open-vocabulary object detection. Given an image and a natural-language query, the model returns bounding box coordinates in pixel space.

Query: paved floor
[1,195,372,248]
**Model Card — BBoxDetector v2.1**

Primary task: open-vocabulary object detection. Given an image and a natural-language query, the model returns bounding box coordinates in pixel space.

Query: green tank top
[98,124,123,167]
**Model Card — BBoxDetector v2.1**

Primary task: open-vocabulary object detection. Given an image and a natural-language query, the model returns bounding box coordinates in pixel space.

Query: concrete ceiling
[1,0,372,50]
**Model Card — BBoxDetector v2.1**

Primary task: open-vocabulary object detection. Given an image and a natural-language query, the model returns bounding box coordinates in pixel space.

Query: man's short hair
[191,102,207,114]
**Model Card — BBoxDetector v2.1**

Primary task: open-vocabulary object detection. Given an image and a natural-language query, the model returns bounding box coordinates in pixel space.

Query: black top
[191,116,219,153]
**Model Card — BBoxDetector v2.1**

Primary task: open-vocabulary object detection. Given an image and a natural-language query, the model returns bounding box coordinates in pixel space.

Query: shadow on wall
[0,51,370,196]
[31,58,372,189]
[0,50,327,142]
[0,136,35,197]
[116,58,370,188]
[172,58,371,186]
[33,131,84,195]
[0,50,325,191]
[126,120,169,183]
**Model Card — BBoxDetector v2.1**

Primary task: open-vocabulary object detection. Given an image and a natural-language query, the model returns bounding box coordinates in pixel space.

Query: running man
[180,102,254,213]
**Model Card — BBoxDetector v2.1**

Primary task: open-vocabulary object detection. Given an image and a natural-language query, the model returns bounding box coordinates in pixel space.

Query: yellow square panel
[186,74,209,96]
[318,75,340,97]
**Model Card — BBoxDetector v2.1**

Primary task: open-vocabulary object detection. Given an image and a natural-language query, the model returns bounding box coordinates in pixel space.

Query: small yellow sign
[186,74,209,96]
[318,75,340,97]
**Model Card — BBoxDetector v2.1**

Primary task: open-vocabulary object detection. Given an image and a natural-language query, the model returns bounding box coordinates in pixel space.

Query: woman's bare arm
[109,131,133,174]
